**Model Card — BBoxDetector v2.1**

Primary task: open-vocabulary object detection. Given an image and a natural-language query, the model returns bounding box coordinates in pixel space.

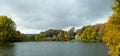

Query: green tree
[52,35,57,41]
[68,27,75,40]
[57,32,64,41]
[34,34,40,41]
[0,16,16,43]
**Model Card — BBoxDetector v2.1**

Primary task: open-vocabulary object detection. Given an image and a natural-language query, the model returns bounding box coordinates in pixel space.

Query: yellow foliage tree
[103,0,120,56]
[0,16,16,43]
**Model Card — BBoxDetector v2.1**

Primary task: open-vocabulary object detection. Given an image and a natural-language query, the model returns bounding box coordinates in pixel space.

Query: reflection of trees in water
[0,43,15,56]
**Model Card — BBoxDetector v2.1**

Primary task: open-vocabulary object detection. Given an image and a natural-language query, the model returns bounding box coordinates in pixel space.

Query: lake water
[0,42,109,56]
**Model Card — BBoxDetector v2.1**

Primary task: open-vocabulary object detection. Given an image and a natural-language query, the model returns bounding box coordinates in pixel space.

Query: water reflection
[0,42,109,56]
[0,43,15,56]
[13,42,109,56]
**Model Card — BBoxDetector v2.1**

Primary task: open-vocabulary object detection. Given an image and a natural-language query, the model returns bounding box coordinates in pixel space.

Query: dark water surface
[0,42,109,56]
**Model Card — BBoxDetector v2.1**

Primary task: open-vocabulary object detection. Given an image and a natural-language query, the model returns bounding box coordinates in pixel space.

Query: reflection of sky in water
[16,42,109,56]
[0,42,109,56]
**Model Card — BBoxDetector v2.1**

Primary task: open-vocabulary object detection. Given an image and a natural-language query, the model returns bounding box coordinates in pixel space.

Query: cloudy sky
[0,0,113,34]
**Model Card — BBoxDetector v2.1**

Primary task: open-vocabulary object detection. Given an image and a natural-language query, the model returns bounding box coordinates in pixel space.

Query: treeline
[0,16,105,42]
[76,24,105,42]
[25,27,75,41]
[24,24,105,42]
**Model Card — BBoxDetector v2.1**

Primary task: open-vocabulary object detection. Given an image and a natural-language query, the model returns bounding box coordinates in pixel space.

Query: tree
[68,27,75,40]
[52,35,57,41]
[102,0,120,56]
[79,24,105,42]
[0,16,16,43]
[76,26,86,35]
[81,27,94,41]
[12,31,25,42]
[64,31,68,41]
[57,32,64,41]
[34,34,40,41]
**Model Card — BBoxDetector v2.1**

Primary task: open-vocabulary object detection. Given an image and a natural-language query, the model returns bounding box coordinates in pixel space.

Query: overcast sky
[0,0,113,34]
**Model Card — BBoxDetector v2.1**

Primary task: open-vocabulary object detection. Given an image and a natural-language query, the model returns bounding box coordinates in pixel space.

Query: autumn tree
[13,31,25,42]
[76,26,86,35]
[64,31,68,41]
[81,26,97,41]
[77,24,105,42]
[102,0,120,56]
[0,16,16,43]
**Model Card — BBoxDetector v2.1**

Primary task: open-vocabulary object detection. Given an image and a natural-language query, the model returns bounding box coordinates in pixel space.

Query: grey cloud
[0,0,113,33]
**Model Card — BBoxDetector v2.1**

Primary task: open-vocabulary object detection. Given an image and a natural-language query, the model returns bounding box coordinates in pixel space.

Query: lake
[0,42,109,56]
